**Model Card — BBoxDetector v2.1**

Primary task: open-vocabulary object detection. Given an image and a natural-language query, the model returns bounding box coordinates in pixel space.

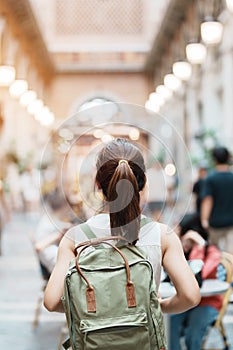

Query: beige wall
[48,72,151,122]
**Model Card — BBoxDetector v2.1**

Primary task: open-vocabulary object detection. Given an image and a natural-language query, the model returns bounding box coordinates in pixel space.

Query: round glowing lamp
[156,85,172,100]
[226,0,233,13]
[0,65,15,86]
[149,92,164,106]
[172,61,192,81]
[165,163,176,176]
[20,90,37,106]
[164,74,182,92]
[129,127,140,140]
[186,42,207,64]
[27,99,44,115]
[37,107,55,126]
[145,100,160,113]
[9,79,28,97]
[201,18,223,45]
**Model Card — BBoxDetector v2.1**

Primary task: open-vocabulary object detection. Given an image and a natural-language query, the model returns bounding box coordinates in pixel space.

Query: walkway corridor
[0,213,233,349]
[0,213,66,350]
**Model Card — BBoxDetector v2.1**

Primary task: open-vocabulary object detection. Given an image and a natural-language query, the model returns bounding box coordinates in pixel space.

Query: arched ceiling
[29,0,170,72]
[1,0,192,75]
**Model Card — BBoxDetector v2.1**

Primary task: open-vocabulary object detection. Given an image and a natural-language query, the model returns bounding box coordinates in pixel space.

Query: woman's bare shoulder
[58,226,76,251]
[157,222,181,254]
[157,222,176,238]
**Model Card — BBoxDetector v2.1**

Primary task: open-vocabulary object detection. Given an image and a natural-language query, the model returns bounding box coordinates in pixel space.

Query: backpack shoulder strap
[79,217,153,240]
[140,217,153,227]
[79,222,97,239]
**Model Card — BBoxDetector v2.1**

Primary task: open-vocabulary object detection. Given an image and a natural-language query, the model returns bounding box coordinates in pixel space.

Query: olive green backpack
[62,219,167,350]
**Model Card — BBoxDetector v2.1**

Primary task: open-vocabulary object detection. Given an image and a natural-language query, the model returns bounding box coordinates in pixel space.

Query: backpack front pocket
[80,313,150,350]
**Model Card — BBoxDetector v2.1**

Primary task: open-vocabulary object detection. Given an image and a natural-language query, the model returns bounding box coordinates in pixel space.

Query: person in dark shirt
[201,146,233,253]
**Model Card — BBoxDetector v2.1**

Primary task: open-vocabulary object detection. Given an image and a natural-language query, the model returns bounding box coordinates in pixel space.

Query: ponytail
[95,138,146,244]
[107,160,140,244]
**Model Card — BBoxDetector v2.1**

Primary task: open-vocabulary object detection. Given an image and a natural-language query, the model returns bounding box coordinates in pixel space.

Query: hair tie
[118,159,128,165]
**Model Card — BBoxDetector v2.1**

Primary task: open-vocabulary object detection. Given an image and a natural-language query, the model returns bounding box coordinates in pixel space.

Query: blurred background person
[0,177,11,255]
[192,164,208,214]
[20,164,41,215]
[34,189,73,275]
[170,213,223,350]
[67,190,87,224]
[201,147,233,253]
[146,160,174,222]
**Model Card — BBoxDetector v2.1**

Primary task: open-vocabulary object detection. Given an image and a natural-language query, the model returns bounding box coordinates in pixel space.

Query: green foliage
[193,128,220,169]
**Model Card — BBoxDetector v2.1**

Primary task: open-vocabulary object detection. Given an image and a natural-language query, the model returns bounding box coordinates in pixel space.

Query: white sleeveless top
[71,213,162,291]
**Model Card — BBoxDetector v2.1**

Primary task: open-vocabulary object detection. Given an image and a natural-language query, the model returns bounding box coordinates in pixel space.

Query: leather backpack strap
[76,235,130,250]
[75,240,136,313]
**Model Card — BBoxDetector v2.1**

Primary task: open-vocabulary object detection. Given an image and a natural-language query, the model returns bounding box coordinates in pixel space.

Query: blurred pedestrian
[34,189,72,274]
[170,213,223,350]
[192,164,207,213]
[146,161,174,222]
[0,178,11,255]
[201,146,233,253]
[20,164,40,214]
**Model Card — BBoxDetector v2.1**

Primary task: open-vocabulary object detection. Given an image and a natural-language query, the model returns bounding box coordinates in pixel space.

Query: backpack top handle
[75,238,137,313]
[75,235,130,251]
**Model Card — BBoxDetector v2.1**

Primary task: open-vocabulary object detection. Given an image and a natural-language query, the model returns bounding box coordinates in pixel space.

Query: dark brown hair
[212,146,230,164]
[95,138,146,244]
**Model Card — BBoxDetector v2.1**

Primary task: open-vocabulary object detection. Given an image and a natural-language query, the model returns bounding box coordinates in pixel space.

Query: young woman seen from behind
[44,138,200,314]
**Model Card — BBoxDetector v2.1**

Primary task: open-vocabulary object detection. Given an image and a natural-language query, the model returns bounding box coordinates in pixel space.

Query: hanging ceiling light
[145,91,164,113]
[27,98,44,115]
[10,53,30,98]
[172,61,192,81]
[149,92,164,107]
[40,111,55,126]
[201,17,223,45]
[226,0,233,13]
[156,85,172,100]
[145,100,160,113]
[0,65,15,86]
[35,106,55,126]
[129,127,140,141]
[164,73,182,92]
[20,90,37,107]
[9,79,28,98]
[186,42,207,64]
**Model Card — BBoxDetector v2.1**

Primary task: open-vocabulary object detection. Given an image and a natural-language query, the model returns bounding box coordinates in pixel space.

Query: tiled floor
[201,306,233,349]
[0,212,232,349]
